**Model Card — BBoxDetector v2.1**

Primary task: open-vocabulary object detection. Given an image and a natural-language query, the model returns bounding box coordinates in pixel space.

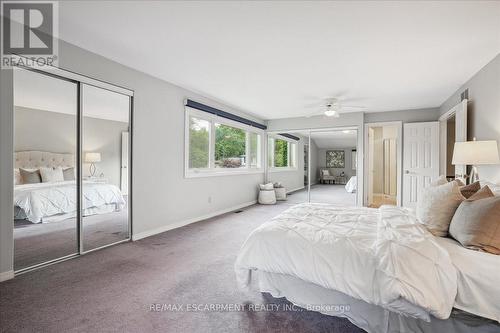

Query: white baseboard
[132,200,257,241]
[0,270,14,282]
[287,186,305,194]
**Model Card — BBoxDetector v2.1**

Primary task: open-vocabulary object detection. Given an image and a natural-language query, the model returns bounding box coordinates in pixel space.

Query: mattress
[435,237,500,323]
[256,271,500,333]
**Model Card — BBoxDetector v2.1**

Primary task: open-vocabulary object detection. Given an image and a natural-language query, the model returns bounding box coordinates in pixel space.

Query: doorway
[365,122,402,208]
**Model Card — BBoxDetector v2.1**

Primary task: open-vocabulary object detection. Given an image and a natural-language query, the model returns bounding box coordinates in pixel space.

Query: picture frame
[326,150,345,168]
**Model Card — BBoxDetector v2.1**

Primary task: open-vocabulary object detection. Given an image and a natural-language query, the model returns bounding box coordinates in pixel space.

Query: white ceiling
[58,1,500,120]
[14,68,130,122]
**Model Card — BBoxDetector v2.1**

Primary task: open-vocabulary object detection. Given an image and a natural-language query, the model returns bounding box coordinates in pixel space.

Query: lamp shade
[452,141,499,165]
[85,152,101,163]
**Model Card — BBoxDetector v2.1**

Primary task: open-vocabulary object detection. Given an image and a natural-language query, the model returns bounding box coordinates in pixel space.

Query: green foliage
[274,139,288,167]
[189,117,209,168]
[215,124,246,167]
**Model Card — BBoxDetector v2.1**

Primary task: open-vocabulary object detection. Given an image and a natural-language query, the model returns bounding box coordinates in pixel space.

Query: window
[188,117,210,169]
[186,108,263,176]
[268,136,297,169]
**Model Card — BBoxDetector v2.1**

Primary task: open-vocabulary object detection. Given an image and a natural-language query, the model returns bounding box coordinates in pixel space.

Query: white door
[403,122,439,208]
[454,100,467,179]
[121,132,129,195]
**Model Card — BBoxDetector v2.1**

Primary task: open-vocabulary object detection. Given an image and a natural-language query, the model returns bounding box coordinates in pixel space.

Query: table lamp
[452,140,499,184]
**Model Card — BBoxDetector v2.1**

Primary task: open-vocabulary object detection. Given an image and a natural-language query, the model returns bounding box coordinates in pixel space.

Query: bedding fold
[235,203,457,320]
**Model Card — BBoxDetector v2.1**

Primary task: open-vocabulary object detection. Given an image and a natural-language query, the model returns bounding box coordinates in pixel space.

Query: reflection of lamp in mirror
[452,140,499,184]
[85,152,101,177]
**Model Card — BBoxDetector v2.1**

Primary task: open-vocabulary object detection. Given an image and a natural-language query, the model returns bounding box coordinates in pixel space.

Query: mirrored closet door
[310,129,358,206]
[13,67,79,271]
[266,128,359,207]
[82,84,131,251]
[13,65,133,272]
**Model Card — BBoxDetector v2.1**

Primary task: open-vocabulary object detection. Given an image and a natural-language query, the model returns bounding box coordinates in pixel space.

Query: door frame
[12,55,134,274]
[364,121,403,207]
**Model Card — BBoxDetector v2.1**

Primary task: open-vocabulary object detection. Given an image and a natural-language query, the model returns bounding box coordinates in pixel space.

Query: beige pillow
[449,187,500,254]
[467,185,494,201]
[459,181,481,199]
[416,181,465,236]
[19,168,41,184]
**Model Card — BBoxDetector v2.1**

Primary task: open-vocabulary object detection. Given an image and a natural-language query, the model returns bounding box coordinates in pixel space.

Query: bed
[14,151,125,224]
[345,176,357,193]
[235,202,500,326]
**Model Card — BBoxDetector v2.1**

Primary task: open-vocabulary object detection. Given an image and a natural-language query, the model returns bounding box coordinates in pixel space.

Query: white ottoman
[274,187,287,201]
[258,189,276,205]
[258,183,277,205]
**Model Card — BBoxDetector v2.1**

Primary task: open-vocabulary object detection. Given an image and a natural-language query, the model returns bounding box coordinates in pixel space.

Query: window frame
[268,134,298,172]
[185,107,264,178]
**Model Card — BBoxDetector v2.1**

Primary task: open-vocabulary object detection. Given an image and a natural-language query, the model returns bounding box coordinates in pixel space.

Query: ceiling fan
[306,98,366,118]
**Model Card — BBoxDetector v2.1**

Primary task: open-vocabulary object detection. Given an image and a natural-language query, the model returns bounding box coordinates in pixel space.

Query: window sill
[268,168,298,173]
[185,169,264,178]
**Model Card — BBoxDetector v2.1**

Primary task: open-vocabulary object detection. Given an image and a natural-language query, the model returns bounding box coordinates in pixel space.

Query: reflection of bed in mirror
[345,176,357,193]
[14,151,125,224]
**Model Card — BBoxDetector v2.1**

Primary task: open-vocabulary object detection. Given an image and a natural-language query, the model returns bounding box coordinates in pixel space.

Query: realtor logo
[1,1,58,68]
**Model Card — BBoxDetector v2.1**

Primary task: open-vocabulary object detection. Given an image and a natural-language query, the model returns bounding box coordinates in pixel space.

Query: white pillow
[39,167,64,183]
[416,181,465,237]
[14,168,22,185]
[322,169,330,176]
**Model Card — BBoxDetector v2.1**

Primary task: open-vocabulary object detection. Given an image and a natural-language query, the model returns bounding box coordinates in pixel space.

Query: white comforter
[235,203,457,321]
[14,181,125,223]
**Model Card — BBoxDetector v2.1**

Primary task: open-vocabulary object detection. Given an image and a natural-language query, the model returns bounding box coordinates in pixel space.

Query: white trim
[363,121,403,207]
[268,167,298,173]
[0,270,14,282]
[132,200,257,241]
[186,169,264,178]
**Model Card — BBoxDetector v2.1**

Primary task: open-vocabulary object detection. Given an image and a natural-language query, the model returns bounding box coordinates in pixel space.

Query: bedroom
[1,1,500,333]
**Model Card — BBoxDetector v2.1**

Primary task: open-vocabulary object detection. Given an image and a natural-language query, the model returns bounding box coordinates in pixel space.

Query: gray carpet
[1,202,498,333]
[14,198,129,270]
[1,202,364,333]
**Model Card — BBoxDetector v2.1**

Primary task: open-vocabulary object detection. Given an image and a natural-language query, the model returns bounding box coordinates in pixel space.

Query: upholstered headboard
[14,151,75,169]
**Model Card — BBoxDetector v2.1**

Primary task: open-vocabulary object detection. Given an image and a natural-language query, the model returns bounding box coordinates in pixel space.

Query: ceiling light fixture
[324,110,339,117]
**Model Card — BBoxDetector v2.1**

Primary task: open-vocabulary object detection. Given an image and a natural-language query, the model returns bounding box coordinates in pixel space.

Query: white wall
[440,54,500,183]
[0,39,266,278]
